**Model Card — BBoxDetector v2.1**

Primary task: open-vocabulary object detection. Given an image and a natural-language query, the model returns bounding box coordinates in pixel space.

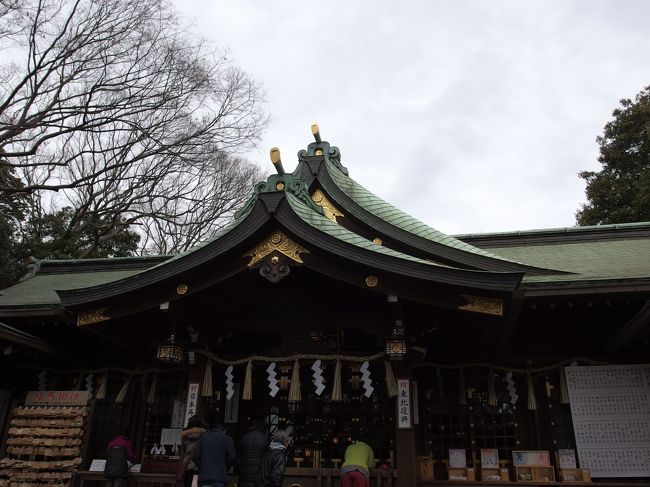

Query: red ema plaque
[24,390,90,406]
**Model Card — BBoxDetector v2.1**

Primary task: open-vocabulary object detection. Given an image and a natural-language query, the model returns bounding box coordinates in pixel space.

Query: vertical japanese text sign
[183,383,199,428]
[397,378,412,429]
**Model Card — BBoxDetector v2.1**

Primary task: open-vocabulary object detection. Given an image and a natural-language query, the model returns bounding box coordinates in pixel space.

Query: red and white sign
[25,390,90,406]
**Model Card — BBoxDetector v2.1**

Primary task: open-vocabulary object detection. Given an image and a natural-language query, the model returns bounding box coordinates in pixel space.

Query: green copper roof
[455,221,650,239]
[286,192,437,266]
[322,159,518,263]
[0,270,142,306]
[455,222,650,283]
[487,239,650,283]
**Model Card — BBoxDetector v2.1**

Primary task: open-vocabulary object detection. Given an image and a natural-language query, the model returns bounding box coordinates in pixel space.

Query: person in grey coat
[257,430,290,487]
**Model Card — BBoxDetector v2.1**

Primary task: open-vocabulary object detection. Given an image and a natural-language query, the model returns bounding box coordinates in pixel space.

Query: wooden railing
[73,471,650,487]
[73,468,398,487]
[74,471,177,486]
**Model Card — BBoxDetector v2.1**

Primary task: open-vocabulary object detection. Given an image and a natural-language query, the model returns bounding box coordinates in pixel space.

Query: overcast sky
[172,0,650,235]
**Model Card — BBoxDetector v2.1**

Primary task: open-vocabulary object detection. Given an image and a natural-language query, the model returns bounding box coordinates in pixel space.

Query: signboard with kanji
[24,390,90,406]
[397,378,412,429]
[183,383,199,428]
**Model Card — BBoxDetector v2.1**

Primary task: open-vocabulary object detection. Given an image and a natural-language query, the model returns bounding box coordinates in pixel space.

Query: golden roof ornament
[311,122,321,143]
[270,147,285,175]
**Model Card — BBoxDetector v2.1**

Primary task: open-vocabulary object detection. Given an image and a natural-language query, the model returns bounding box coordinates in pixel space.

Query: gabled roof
[2,128,649,314]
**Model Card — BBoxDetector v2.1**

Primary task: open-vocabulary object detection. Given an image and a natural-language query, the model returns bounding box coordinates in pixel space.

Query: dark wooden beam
[498,287,526,352]
[523,280,650,297]
[0,321,68,360]
[606,300,650,351]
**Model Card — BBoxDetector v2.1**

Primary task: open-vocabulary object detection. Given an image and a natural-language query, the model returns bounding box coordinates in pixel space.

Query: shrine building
[0,125,649,486]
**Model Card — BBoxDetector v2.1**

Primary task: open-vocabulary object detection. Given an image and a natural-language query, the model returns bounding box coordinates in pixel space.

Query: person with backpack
[104,429,135,487]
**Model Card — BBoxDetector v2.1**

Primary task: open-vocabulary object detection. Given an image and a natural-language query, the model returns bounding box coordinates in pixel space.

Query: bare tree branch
[1,0,269,258]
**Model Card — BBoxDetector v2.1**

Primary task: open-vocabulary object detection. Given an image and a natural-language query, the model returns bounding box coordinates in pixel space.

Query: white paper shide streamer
[225,365,235,400]
[267,362,280,397]
[360,361,374,398]
[85,373,94,394]
[311,360,325,396]
[505,371,518,405]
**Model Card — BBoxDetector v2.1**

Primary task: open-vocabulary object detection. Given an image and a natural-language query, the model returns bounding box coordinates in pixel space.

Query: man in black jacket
[193,424,236,487]
[238,418,269,487]
[257,429,290,487]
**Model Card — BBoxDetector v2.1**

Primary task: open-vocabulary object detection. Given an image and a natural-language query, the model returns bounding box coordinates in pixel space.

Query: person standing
[104,429,135,487]
[340,438,374,487]
[180,415,207,487]
[257,429,291,487]
[193,423,236,487]
[237,418,269,487]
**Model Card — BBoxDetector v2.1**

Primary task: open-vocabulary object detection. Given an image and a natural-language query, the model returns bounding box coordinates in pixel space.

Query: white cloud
[173,0,650,234]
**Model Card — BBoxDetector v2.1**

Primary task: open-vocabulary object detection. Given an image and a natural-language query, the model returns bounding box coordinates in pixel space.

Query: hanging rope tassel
[288,359,301,402]
[75,373,84,391]
[96,373,108,400]
[458,368,467,406]
[488,369,497,406]
[242,360,253,400]
[559,366,570,404]
[527,372,538,410]
[202,358,213,397]
[384,361,398,398]
[147,374,157,404]
[331,360,342,402]
[116,376,131,403]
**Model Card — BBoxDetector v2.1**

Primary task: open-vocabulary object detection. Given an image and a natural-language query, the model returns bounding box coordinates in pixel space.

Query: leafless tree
[0,0,268,255]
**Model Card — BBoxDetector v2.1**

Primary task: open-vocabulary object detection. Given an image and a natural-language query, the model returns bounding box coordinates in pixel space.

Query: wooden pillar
[393,362,416,487]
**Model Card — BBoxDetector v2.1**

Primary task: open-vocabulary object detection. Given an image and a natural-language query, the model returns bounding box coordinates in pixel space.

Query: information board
[565,364,650,477]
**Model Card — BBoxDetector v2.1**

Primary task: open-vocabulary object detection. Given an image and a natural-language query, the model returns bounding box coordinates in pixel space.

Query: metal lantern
[386,328,406,360]
[156,334,184,364]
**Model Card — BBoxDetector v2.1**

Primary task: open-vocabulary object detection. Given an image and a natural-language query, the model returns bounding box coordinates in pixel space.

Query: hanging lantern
[310,330,326,342]
[385,325,407,360]
[155,334,184,364]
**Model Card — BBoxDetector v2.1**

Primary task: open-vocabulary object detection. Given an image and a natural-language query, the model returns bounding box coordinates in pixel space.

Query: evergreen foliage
[577,85,650,225]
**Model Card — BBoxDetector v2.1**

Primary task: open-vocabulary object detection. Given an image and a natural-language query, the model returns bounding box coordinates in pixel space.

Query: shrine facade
[1,126,649,486]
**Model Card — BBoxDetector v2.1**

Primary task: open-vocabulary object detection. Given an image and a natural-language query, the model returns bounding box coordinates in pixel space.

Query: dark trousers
[184,471,197,487]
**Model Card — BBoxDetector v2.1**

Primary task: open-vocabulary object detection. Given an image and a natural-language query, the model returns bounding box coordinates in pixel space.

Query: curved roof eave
[315,157,566,276]
[277,194,524,292]
[56,202,271,307]
[57,190,526,308]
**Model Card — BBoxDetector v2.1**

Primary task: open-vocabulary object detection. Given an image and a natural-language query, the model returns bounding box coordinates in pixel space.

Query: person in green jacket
[340,438,374,487]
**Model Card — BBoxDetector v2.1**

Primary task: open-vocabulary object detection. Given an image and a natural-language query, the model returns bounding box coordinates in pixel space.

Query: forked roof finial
[270,147,284,175]
[311,122,321,143]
